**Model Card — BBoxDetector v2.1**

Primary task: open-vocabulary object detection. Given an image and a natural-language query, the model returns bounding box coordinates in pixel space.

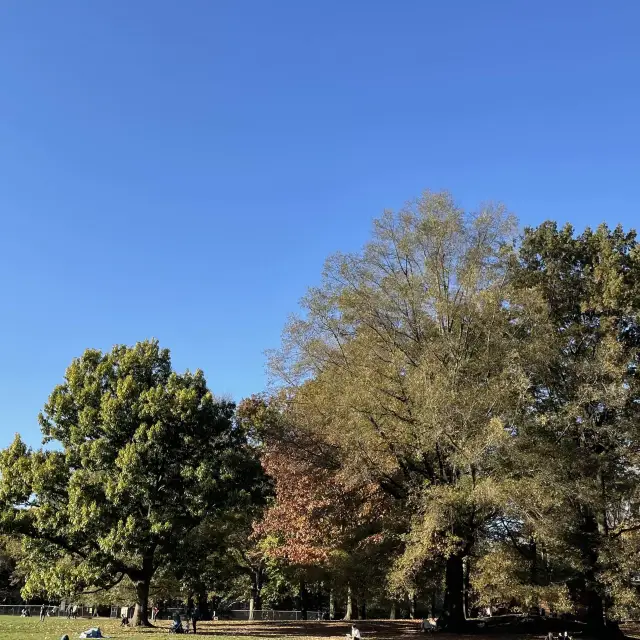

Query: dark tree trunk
[441,553,466,631]
[529,538,539,586]
[131,578,151,627]
[300,580,308,620]
[390,601,396,620]
[197,589,210,620]
[578,513,609,638]
[584,586,605,634]
[464,557,471,618]
[584,587,624,640]
[583,576,623,640]
[359,600,366,620]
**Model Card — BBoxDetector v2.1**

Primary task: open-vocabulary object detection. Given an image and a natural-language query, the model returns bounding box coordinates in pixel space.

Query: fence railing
[0,604,103,618]
[0,605,44,617]
[1,604,325,622]
[228,609,324,621]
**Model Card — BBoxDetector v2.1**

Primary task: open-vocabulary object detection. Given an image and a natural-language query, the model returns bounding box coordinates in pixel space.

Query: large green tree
[269,191,550,629]
[0,340,261,626]
[511,222,640,637]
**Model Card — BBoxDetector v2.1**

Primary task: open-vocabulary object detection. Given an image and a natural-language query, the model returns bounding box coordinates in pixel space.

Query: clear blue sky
[1,1,639,448]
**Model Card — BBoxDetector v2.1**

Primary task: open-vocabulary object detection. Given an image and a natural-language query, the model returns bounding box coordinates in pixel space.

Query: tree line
[0,191,639,637]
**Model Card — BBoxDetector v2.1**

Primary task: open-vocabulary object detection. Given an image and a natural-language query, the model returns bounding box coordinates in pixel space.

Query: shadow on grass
[185,620,422,638]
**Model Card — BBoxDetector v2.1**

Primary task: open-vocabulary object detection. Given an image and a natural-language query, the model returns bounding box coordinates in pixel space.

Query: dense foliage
[1,192,639,638]
[0,341,263,625]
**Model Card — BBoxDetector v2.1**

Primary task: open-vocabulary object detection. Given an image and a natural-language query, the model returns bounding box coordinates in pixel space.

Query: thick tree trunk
[578,513,619,639]
[441,553,466,631]
[390,601,396,620]
[359,600,366,620]
[584,575,604,632]
[344,584,353,621]
[197,589,210,620]
[583,579,623,640]
[584,588,624,640]
[131,578,151,627]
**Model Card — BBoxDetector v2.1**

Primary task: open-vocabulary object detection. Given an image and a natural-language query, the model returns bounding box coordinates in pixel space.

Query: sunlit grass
[0,616,365,640]
[0,616,177,639]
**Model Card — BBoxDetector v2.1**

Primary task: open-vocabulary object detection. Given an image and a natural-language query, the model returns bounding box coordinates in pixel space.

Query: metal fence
[228,609,323,621]
[110,605,137,620]
[0,605,43,617]
[1,604,324,622]
[0,604,98,618]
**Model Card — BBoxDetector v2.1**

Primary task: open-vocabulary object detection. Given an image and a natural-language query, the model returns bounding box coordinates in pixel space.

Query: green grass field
[0,617,420,640]
[13,617,640,640]
[0,615,173,639]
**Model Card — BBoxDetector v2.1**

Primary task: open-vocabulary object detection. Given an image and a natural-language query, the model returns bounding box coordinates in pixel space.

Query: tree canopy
[1,192,639,638]
[267,191,552,628]
[0,340,262,625]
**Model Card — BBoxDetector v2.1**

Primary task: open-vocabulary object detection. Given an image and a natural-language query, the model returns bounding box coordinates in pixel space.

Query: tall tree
[0,340,262,626]
[269,191,549,629]
[512,222,640,637]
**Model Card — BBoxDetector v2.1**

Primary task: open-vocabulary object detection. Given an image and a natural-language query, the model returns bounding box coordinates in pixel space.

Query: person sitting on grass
[120,613,129,627]
[421,618,439,633]
[170,611,185,634]
[346,625,361,640]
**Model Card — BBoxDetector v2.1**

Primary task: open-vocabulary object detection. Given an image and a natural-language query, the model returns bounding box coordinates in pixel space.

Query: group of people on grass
[169,608,200,634]
[118,605,200,633]
[21,605,57,620]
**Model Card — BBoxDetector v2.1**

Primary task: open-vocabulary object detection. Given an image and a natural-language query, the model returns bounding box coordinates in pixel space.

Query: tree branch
[79,572,125,595]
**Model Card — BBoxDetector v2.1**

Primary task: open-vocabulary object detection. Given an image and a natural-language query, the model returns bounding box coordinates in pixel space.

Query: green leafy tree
[512,222,640,637]
[0,340,262,626]
[269,191,550,629]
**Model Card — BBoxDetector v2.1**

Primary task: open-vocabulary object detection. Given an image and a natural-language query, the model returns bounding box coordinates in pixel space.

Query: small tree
[0,340,261,626]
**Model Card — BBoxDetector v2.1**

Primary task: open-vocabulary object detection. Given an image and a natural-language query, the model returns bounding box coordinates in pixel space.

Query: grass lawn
[8,616,636,640]
[0,617,423,640]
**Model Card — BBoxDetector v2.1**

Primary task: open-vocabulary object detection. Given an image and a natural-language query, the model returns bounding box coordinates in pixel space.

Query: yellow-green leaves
[0,339,263,607]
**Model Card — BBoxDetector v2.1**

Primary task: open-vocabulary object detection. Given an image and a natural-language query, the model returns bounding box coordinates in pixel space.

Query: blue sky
[1,1,639,448]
